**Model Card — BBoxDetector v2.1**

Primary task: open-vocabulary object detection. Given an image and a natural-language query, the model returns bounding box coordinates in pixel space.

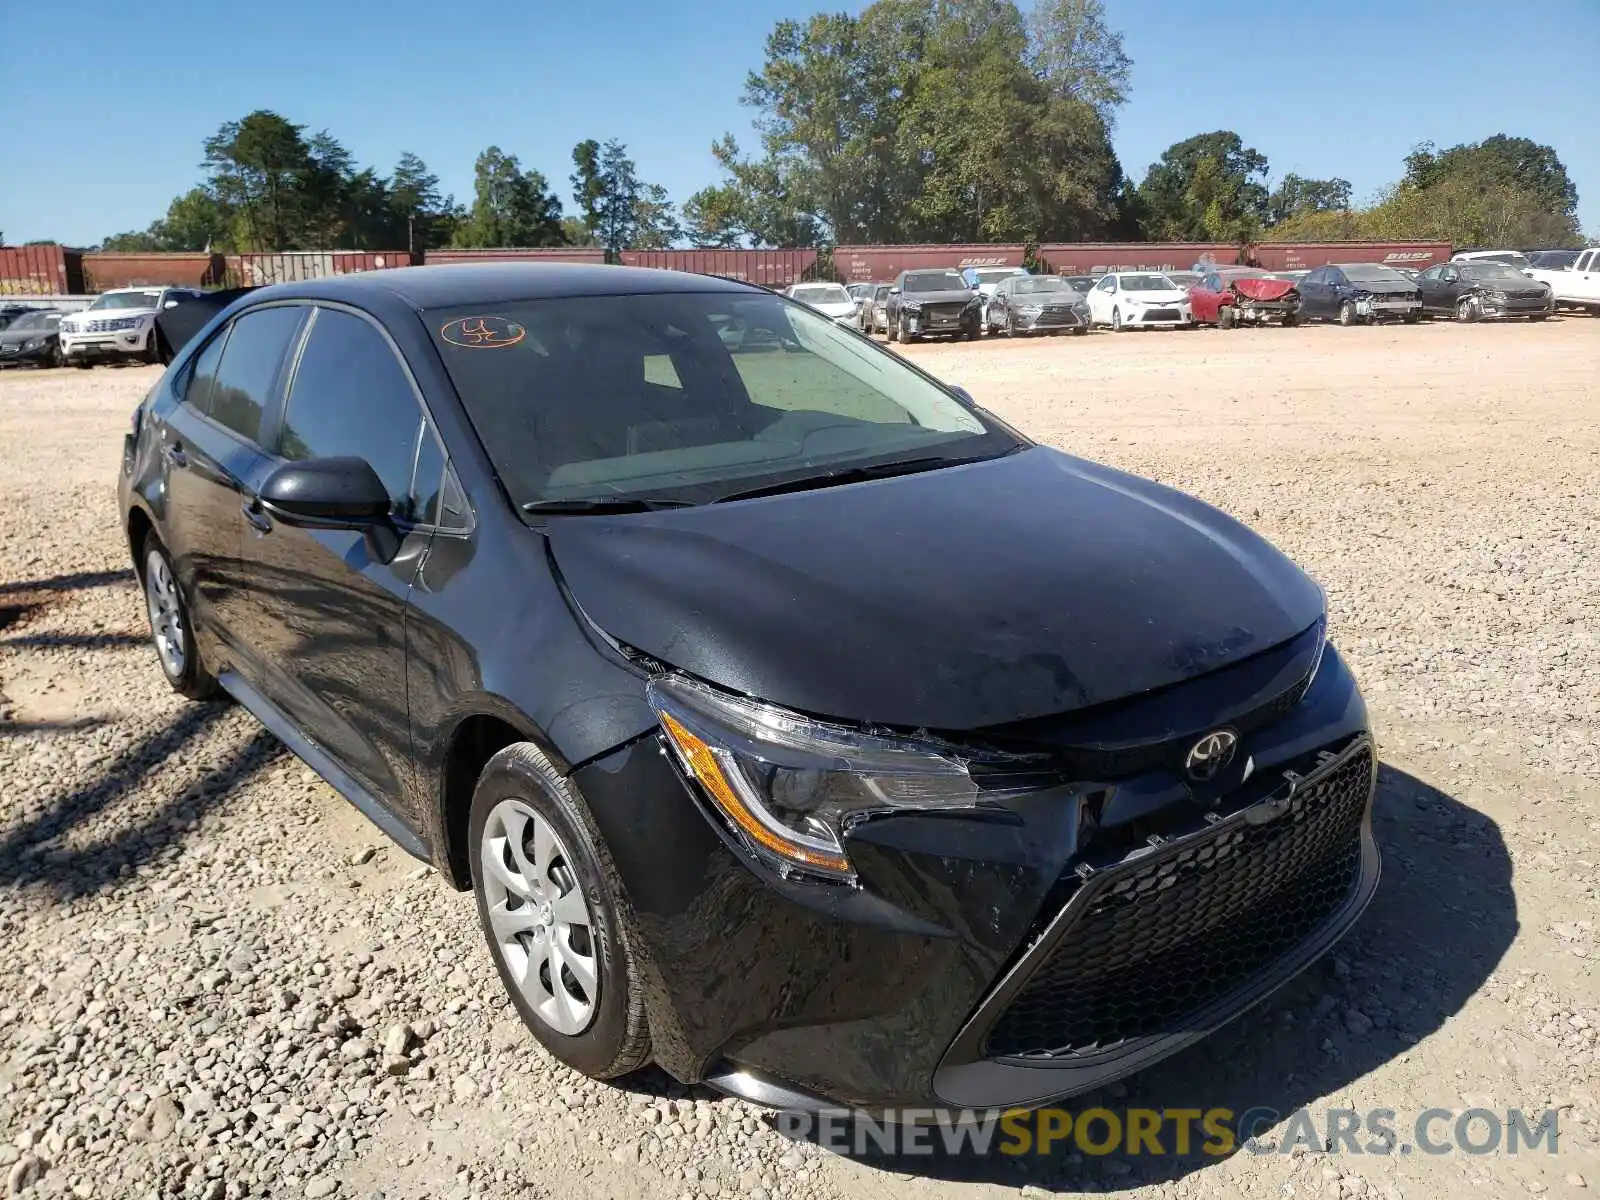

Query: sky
[2,0,1597,247]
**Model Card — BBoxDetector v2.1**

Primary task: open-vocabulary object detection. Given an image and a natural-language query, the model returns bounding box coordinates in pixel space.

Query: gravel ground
[1,318,1597,1200]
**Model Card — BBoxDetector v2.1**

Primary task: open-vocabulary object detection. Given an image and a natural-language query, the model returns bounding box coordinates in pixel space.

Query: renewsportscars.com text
[772,1107,1561,1159]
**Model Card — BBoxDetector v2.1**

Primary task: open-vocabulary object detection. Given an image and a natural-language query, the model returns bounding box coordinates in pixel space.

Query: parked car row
[792,256,1569,343]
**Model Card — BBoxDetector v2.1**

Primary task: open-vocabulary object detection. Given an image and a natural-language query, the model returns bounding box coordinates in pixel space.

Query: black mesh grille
[985,745,1373,1060]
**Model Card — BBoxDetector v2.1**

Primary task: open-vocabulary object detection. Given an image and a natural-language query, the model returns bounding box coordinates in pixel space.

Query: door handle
[163,442,188,468]
[241,497,273,534]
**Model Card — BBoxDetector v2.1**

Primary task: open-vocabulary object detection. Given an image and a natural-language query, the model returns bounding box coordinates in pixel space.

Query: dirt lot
[1,319,1597,1200]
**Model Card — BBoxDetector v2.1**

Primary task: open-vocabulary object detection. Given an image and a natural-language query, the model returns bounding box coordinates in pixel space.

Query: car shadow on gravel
[0,704,280,901]
[2,632,146,650]
[0,568,135,597]
[770,761,1517,1193]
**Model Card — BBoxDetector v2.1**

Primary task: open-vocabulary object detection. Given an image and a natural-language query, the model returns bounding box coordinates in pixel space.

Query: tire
[73,360,93,370]
[1072,326,1088,336]
[1001,311,1014,338]
[1217,305,1236,330]
[1456,296,1478,323]
[886,315,898,343]
[1403,313,1421,324]
[469,742,651,1080]
[1338,301,1357,327]
[1111,307,1124,332]
[901,316,920,343]
[140,533,221,701]
[48,343,64,368]
[1530,313,1548,322]
[1280,313,1299,328]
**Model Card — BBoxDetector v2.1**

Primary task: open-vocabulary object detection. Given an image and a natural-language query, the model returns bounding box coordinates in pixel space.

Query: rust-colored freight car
[82,253,224,291]
[224,251,412,286]
[1247,242,1452,272]
[423,248,607,266]
[1038,243,1240,275]
[619,249,819,288]
[1,245,85,295]
[835,244,1026,283]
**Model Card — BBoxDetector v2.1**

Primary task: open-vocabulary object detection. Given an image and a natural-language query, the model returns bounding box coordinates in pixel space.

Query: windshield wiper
[522,497,696,515]
[711,453,998,504]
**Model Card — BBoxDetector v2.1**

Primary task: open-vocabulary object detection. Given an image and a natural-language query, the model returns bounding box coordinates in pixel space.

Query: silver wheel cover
[144,549,186,677]
[480,799,599,1035]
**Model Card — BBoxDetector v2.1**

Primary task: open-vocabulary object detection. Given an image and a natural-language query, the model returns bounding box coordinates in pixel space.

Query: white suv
[58,286,202,368]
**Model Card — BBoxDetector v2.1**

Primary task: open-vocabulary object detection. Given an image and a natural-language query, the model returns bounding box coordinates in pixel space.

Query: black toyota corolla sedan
[119,264,1377,1112]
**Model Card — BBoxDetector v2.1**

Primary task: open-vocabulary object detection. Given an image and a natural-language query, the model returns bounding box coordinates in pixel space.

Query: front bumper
[61,328,152,360]
[1477,297,1552,319]
[0,341,56,365]
[904,309,978,337]
[1014,307,1090,331]
[1353,296,1420,319]
[573,644,1376,1111]
[1125,306,1191,326]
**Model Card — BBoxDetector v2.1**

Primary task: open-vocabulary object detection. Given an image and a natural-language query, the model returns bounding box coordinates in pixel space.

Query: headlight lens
[901,301,922,312]
[22,338,41,350]
[648,675,1027,883]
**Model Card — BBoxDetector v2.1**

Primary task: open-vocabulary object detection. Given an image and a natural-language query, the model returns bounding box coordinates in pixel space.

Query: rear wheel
[470,742,651,1080]
[141,534,221,701]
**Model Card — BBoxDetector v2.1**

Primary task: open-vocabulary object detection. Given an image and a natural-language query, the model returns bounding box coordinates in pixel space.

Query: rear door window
[207,306,305,445]
[278,307,429,519]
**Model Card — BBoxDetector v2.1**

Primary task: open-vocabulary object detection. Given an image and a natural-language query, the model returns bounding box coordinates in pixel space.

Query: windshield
[1014,277,1075,295]
[6,312,60,331]
[1462,252,1530,270]
[903,272,967,293]
[972,268,1022,285]
[88,290,163,311]
[1339,265,1407,284]
[1119,274,1176,292]
[429,292,1020,510]
[790,284,851,306]
[1528,251,1579,270]
[1463,263,1532,283]
[1165,271,1200,287]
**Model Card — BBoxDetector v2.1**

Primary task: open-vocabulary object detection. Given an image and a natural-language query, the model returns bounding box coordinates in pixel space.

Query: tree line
[84,0,1584,257]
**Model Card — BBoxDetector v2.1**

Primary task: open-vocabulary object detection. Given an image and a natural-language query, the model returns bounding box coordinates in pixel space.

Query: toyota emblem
[1185,730,1239,781]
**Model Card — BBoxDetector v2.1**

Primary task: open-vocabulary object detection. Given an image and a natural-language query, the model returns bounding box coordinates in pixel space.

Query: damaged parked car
[1417,260,1553,322]
[1296,264,1421,326]
[121,263,1378,1113]
[886,269,982,342]
[1188,267,1301,329]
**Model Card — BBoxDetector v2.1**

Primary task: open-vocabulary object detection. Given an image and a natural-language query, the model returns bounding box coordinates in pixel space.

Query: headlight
[1485,290,1507,301]
[901,301,922,312]
[1017,304,1042,315]
[22,338,41,351]
[648,675,1031,883]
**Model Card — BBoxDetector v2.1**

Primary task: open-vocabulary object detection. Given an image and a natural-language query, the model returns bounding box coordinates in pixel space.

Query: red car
[1189,267,1302,328]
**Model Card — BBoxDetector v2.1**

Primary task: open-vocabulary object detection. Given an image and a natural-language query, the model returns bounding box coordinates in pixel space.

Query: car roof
[237,263,762,310]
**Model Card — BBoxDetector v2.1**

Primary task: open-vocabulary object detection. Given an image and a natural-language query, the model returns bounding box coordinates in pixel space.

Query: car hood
[64,307,158,324]
[1342,280,1414,296]
[547,446,1325,731]
[804,300,857,318]
[1124,290,1189,304]
[0,326,54,347]
[1229,278,1299,301]
[904,290,976,306]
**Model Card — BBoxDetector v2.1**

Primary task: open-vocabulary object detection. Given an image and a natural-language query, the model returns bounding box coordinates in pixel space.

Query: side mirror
[259,456,390,527]
[948,385,976,406]
[889,288,901,296]
[164,300,182,309]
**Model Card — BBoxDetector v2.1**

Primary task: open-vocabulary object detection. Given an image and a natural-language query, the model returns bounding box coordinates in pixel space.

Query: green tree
[390,152,459,249]
[1136,131,1270,241]
[1266,173,1353,226]
[1025,0,1132,119]
[203,110,314,250]
[452,147,565,248]
[683,135,823,247]
[570,138,680,257]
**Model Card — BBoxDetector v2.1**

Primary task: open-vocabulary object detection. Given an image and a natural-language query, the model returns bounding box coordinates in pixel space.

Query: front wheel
[1456,296,1479,323]
[1111,307,1124,332]
[886,315,899,343]
[1217,306,1236,330]
[1338,301,1358,327]
[1403,312,1421,324]
[1072,325,1088,336]
[470,742,651,1080]
[73,360,93,370]
[141,534,221,700]
[1280,313,1299,328]
[48,343,64,368]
